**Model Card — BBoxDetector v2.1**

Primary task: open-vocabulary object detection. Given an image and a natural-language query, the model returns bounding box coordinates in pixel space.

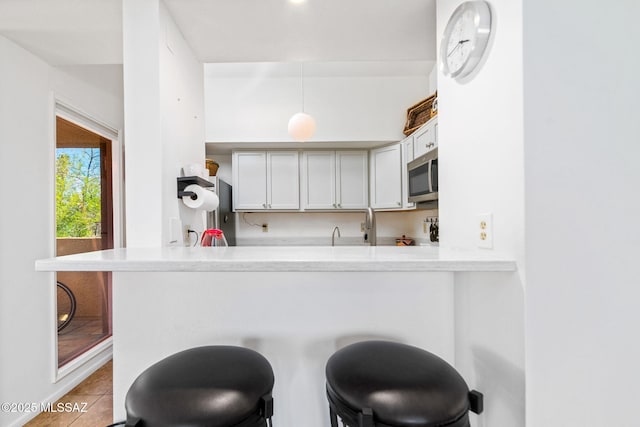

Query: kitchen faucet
[364,207,377,246]
[331,226,341,246]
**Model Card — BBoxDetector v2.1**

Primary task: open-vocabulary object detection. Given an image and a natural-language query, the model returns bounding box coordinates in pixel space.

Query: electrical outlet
[361,222,365,232]
[423,221,428,234]
[477,213,493,249]
[262,223,269,232]
[183,224,191,246]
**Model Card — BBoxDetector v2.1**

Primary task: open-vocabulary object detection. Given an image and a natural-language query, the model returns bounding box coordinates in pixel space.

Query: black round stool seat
[125,346,275,427]
[325,341,473,427]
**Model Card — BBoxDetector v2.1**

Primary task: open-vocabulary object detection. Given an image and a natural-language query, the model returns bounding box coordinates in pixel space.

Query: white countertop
[35,246,516,272]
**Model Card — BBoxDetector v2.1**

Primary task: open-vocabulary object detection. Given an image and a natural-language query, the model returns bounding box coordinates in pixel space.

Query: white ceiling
[0,0,436,66]
[164,0,436,63]
[0,0,123,65]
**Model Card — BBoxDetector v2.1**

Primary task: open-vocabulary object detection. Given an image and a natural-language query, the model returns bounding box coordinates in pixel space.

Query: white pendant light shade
[288,62,316,142]
[288,112,316,142]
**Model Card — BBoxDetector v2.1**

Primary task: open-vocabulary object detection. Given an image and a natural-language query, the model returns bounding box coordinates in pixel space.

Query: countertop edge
[35,258,517,273]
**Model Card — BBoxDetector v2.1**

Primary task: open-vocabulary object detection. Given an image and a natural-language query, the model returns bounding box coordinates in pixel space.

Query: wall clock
[440,1,492,81]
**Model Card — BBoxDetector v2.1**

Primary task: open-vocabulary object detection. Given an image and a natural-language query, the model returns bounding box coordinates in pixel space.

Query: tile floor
[25,360,114,427]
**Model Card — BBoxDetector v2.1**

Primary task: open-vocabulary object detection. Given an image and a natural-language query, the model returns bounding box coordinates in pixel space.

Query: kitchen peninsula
[36,246,515,426]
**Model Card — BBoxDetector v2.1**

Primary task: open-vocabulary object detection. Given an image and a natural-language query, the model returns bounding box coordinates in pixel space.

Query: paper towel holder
[177,176,214,199]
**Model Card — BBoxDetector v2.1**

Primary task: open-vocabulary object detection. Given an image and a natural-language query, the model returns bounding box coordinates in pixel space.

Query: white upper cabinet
[401,136,416,210]
[267,152,300,209]
[403,134,415,165]
[370,144,403,209]
[336,151,369,209]
[233,151,299,211]
[413,117,438,158]
[233,152,268,210]
[301,151,336,209]
[302,151,368,210]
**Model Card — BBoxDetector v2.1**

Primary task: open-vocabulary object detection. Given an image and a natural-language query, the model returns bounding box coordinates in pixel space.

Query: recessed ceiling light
[289,0,306,4]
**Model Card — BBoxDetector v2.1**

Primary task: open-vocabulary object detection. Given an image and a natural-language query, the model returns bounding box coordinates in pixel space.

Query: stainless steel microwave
[408,147,438,203]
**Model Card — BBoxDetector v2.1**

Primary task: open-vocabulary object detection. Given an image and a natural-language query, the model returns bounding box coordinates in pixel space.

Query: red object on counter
[201,229,228,247]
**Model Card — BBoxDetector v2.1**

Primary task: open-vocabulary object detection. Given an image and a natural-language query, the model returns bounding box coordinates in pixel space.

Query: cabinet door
[336,151,368,209]
[401,138,416,210]
[370,144,402,209]
[404,135,415,164]
[413,117,437,158]
[301,151,336,209]
[267,151,300,209]
[233,152,267,210]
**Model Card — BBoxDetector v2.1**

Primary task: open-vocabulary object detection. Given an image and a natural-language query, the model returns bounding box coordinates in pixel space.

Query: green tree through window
[56,148,101,237]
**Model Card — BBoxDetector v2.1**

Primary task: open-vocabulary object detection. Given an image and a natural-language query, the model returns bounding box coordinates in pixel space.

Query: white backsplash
[235,210,437,246]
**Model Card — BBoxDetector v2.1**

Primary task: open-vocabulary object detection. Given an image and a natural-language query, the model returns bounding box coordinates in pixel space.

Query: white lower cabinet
[370,144,403,209]
[301,151,368,210]
[233,151,299,210]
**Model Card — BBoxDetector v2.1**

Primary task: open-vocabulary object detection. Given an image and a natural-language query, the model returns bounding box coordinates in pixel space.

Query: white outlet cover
[477,213,493,249]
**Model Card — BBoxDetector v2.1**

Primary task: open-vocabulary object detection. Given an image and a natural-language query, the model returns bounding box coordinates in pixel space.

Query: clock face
[440,1,492,80]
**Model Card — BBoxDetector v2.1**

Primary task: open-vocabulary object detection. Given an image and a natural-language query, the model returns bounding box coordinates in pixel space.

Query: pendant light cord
[300,62,305,113]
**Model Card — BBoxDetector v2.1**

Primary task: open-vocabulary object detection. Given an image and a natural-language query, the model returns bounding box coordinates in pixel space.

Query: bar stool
[325,341,483,427]
[124,346,275,427]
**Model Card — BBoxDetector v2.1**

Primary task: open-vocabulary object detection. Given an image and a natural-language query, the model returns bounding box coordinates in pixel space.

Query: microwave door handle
[427,160,433,193]
[431,158,438,193]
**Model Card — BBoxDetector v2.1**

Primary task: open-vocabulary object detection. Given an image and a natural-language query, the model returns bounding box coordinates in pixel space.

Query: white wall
[0,35,123,427]
[122,0,163,247]
[436,0,526,425]
[51,65,124,130]
[123,0,205,247]
[523,1,640,425]
[204,63,432,143]
[159,2,206,242]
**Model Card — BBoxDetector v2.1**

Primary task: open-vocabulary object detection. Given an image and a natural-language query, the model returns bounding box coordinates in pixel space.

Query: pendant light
[288,63,316,142]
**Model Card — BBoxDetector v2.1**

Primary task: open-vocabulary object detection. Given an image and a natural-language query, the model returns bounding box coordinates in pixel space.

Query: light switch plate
[477,213,493,249]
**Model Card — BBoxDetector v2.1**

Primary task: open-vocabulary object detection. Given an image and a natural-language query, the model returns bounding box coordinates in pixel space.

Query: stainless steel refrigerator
[206,177,236,246]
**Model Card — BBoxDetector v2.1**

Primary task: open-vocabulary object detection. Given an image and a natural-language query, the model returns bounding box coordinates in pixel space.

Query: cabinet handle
[337,203,342,208]
[268,204,272,208]
[427,143,435,149]
[333,203,337,208]
[397,202,402,206]
[262,203,267,208]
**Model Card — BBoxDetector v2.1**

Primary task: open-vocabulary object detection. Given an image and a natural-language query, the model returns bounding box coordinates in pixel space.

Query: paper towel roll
[181,184,219,211]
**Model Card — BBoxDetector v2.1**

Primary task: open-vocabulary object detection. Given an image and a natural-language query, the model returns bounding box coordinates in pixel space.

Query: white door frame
[52,98,124,382]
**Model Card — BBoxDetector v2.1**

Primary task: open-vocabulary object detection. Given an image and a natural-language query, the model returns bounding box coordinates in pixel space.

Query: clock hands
[447,39,470,57]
